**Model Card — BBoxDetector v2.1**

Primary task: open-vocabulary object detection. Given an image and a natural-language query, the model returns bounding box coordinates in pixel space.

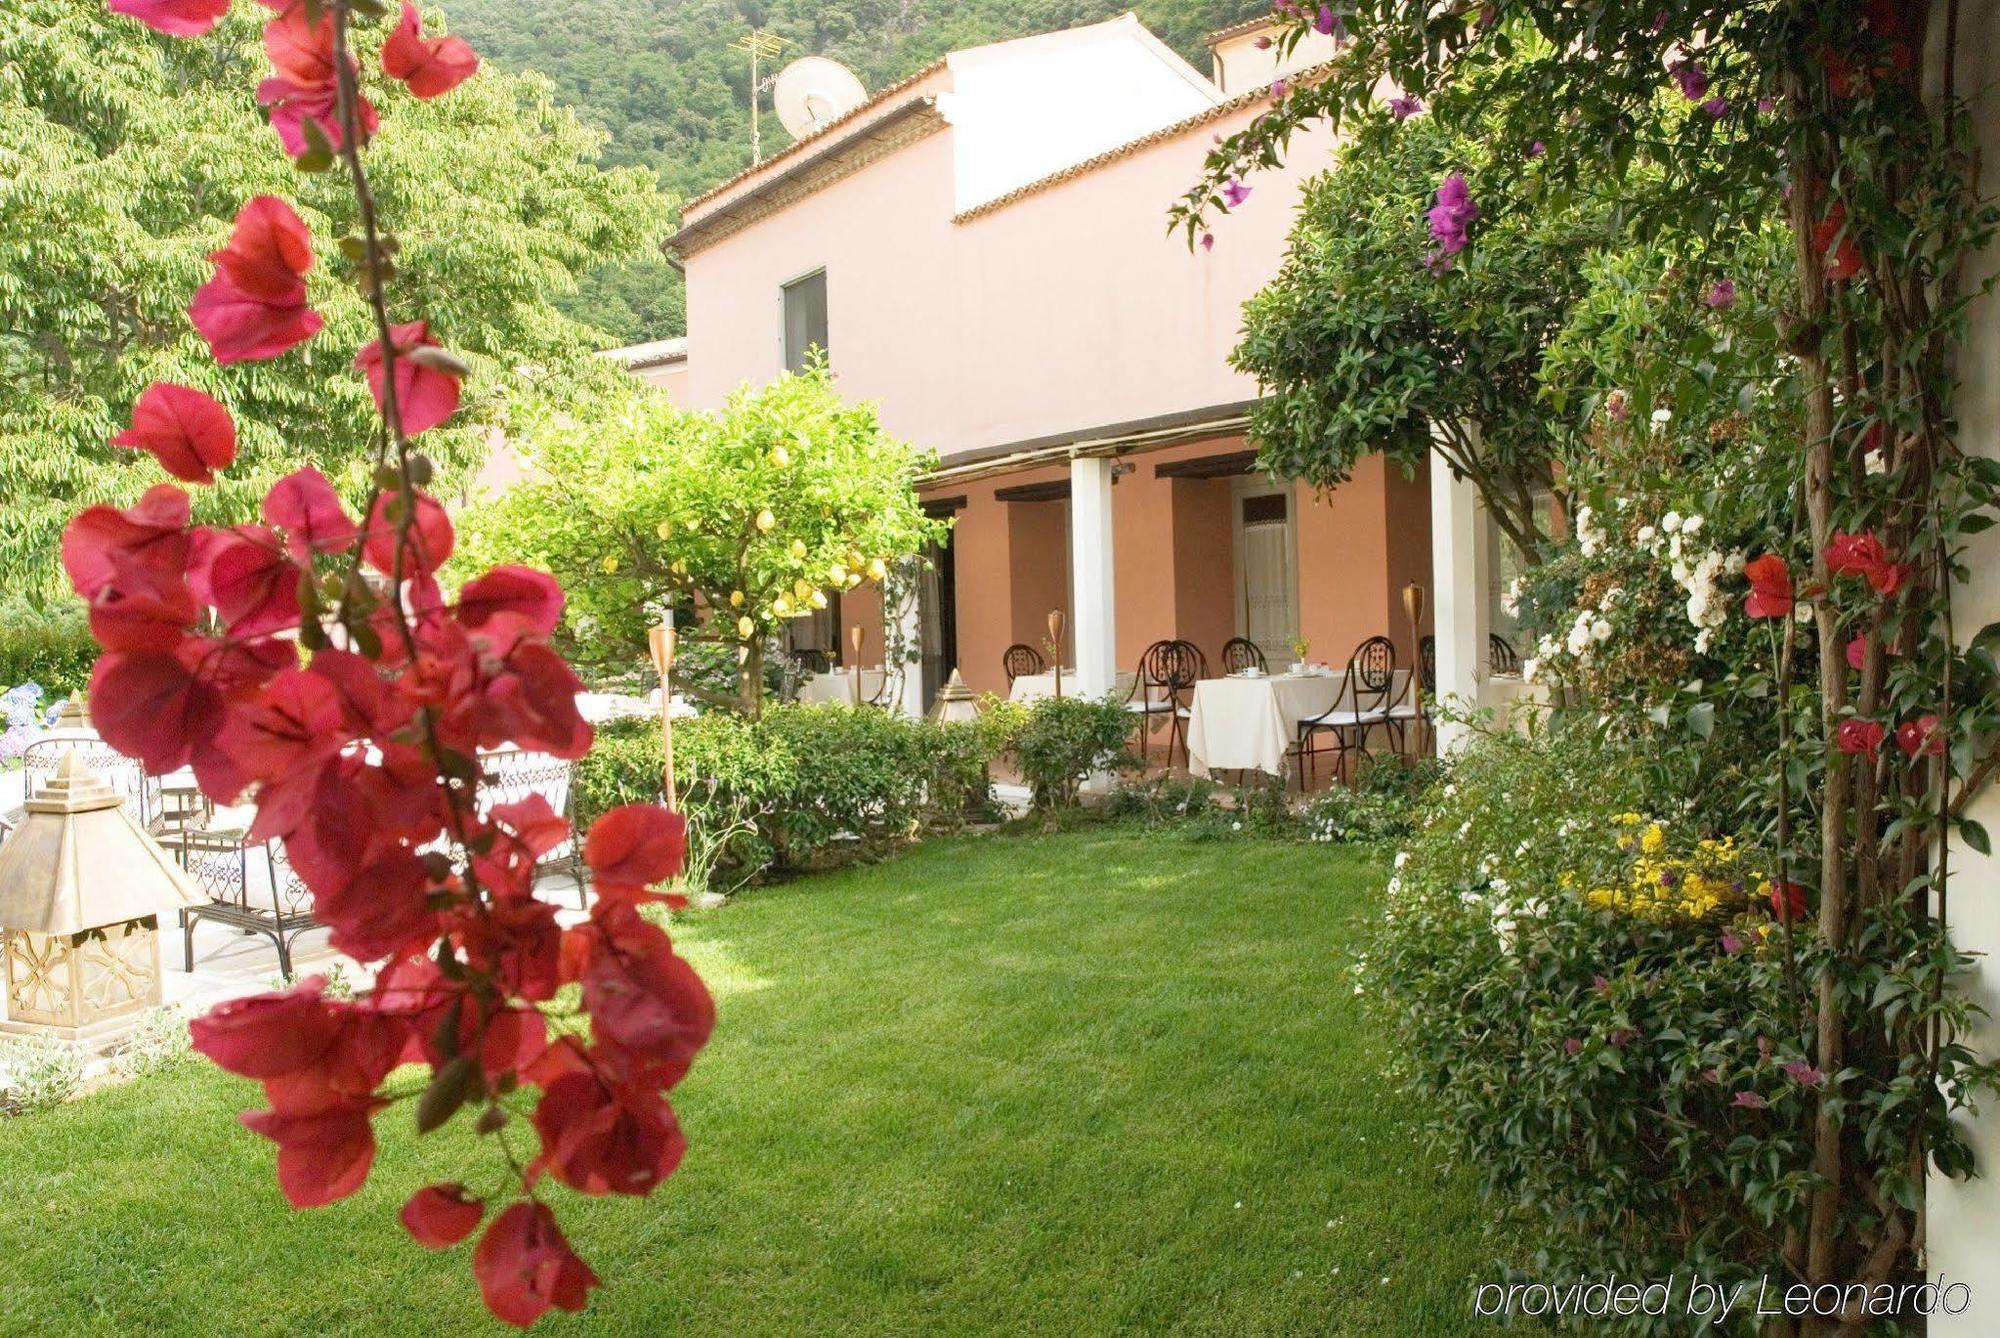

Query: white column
[1928,5,2000,1326]
[892,563,924,718]
[1429,445,1486,754]
[1069,455,1118,697]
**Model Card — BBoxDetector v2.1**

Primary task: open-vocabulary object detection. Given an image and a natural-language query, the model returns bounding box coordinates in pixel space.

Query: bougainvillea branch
[86,1,712,1325]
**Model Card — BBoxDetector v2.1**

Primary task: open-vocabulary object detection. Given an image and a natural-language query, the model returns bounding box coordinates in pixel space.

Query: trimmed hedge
[0,598,94,698]
[577,704,1007,884]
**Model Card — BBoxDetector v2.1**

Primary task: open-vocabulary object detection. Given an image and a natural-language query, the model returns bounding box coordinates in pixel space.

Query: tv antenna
[730,28,789,163]
[772,56,869,140]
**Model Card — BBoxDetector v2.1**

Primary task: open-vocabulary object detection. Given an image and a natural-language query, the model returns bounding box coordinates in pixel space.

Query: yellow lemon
[670,559,687,576]
[736,615,755,639]
[809,590,828,610]
[773,596,792,616]
[828,562,847,584]
[755,509,776,532]
[771,445,790,467]
[793,578,811,600]
[600,555,619,573]
[790,539,807,559]
[656,520,673,539]
[728,590,744,608]
[868,557,888,580]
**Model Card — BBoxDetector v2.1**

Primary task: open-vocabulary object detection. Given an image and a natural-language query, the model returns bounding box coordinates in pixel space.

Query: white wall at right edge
[1925,0,2000,1328]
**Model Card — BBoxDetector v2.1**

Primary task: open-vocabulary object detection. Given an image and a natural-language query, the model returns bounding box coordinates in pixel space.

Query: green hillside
[444,0,1254,343]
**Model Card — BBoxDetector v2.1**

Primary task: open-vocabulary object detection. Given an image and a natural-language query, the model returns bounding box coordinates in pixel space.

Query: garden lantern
[0,753,198,1043]
[929,669,979,724]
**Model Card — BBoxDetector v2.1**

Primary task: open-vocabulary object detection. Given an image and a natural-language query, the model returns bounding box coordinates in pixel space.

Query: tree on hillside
[444,0,1252,344]
[0,0,669,598]
[459,366,949,716]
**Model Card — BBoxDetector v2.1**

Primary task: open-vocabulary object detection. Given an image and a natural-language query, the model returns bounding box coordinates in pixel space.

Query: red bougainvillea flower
[583,804,687,899]
[382,2,480,99]
[576,902,715,1085]
[1769,880,1809,921]
[112,383,237,484]
[473,1202,600,1328]
[190,196,323,364]
[1846,634,1870,672]
[262,467,360,559]
[362,487,456,576]
[456,565,564,645]
[1837,717,1886,758]
[189,975,345,1080]
[402,1184,486,1248]
[62,484,192,605]
[1897,714,1945,759]
[189,526,301,638]
[1742,553,1794,618]
[1814,202,1864,281]
[240,1100,386,1208]
[354,322,463,436]
[1824,530,1909,596]
[257,5,379,158]
[107,0,231,35]
[531,1069,686,1197]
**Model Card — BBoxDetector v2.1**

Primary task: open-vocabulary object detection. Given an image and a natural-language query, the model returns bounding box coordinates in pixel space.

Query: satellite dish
[773,57,868,139]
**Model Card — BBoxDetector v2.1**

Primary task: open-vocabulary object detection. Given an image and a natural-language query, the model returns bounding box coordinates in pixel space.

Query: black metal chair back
[1003,643,1044,684]
[1221,637,1266,675]
[1138,639,1200,700]
[1419,635,1437,695]
[1170,640,1209,681]
[1489,633,1521,675]
[794,648,832,676]
[1346,636,1397,714]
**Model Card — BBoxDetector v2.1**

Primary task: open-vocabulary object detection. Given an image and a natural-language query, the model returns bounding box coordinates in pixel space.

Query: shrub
[1370,715,1804,1310]
[1006,693,1135,809]
[0,597,95,699]
[0,1032,84,1115]
[111,1005,196,1079]
[577,704,1004,885]
[1299,753,1443,845]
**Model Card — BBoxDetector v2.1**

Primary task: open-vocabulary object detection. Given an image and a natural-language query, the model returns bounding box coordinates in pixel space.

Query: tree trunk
[738,639,764,720]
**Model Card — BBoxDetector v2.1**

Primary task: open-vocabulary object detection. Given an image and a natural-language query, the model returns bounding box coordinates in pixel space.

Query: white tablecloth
[1008,670,1137,704]
[1186,673,1347,778]
[800,668,886,706]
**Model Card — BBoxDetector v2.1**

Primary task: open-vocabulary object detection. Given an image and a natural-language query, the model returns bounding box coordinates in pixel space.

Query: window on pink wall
[782,269,828,374]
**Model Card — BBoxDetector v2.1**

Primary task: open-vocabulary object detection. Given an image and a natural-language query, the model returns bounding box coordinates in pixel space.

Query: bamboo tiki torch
[1048,609,1066,700]
[647,622,678,811]
[850,624,866,706]
[1402,583,1427,757]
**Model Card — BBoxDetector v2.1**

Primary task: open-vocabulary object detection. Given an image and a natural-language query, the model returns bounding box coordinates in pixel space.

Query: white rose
[1662,511,1683,533]
[1683,514,1705,534]
[1637,524,1657,544]
[1592,619,1613,642]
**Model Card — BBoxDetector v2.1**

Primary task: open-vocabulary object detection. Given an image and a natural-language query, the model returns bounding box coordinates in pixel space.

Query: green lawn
[0,830,1514,1335]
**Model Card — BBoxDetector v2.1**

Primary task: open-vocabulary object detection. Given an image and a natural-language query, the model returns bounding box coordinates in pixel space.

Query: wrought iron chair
[1124,639,1201,767]
[171,823,320,977]
[1003,643,1044,685]
[17,736,160,830]
[1294,636,1398,787]
[479,747,588,907]
[1220,637,1267,675]
[1489,633,1522,676]
[793,648,833,676]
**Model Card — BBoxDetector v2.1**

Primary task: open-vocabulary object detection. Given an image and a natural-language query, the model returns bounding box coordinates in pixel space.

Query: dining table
[1007,669,1137,704]
[1185,670,1350,779]
[799,667,888,707]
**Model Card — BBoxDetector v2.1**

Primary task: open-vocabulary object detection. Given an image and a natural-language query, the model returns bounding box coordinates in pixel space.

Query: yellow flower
[600,555,619,573]
[1615,812,1644,827]
[728,590,744,608]
[1641,824,1666,855]
[755,509,776,532]
[736,615,755,639]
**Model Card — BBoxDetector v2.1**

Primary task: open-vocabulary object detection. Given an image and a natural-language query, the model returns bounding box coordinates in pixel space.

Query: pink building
[667,14,1477,712]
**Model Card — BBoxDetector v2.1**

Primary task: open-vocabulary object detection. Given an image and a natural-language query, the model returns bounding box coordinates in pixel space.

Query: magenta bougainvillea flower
[1702,96,1728,118]
[1388,95,1422,119]
[1425,172,1479,270]
[1782,1061,1826,1087]
[1221,178,1252,208]
[1707,279,1736,308]
[1671,59,1709,101]
[1733,1090,1769,1110]
[1313,4,1338,36]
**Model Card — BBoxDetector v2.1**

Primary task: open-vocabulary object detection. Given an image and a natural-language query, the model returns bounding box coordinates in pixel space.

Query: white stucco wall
[941,15,1220,212]
[1926,0,2000,1326]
